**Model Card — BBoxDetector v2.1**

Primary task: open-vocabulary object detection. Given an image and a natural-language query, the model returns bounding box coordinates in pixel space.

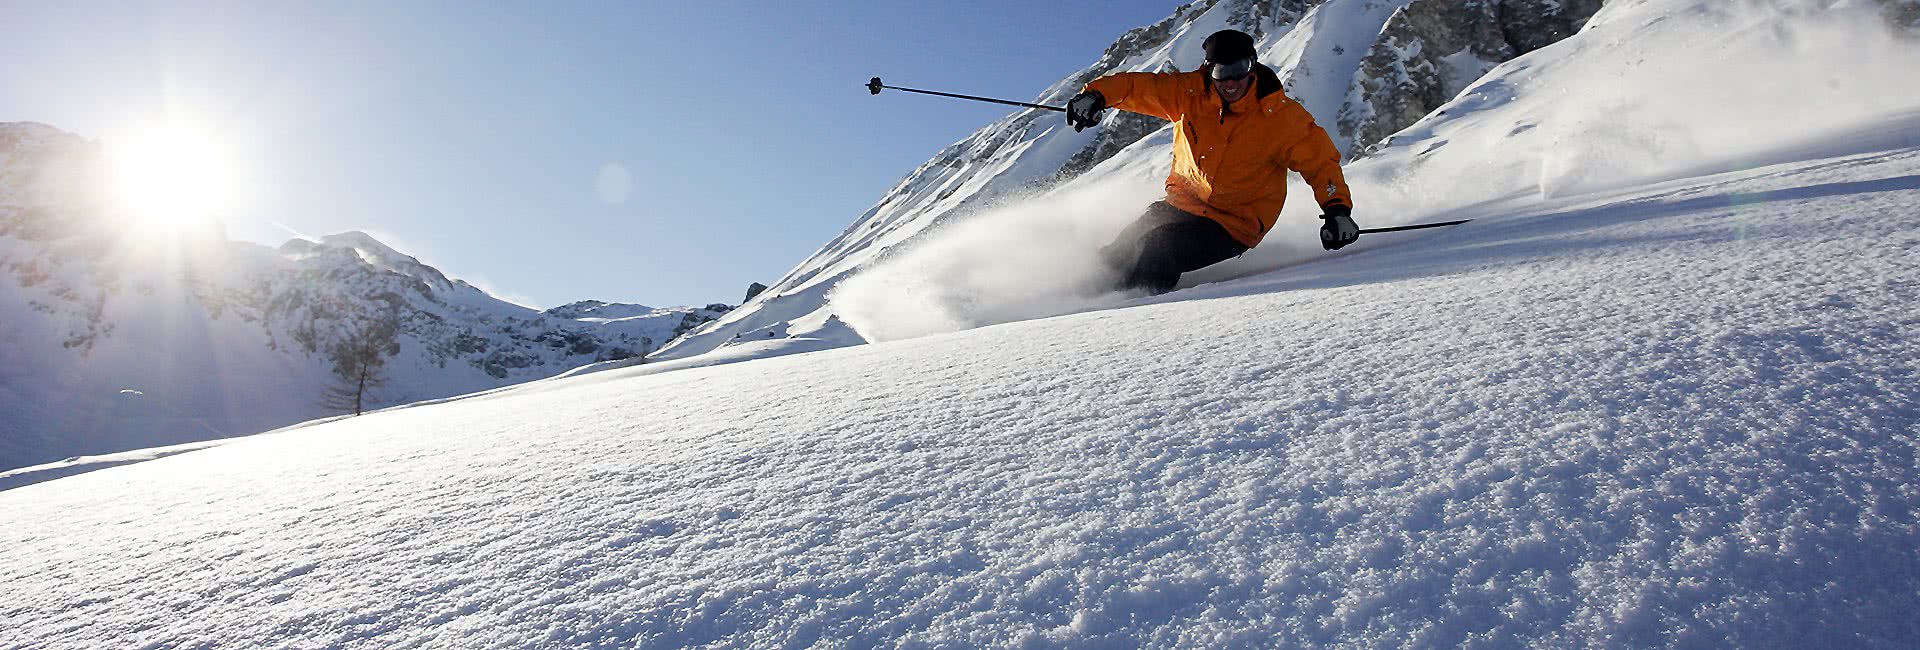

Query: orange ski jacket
[1084,64,1352,247]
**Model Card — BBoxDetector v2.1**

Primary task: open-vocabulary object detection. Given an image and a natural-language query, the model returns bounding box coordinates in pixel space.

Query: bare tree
[321,316,400,416]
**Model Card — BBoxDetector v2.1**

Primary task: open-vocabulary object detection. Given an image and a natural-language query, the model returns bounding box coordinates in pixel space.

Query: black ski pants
[1101,201,1249,294]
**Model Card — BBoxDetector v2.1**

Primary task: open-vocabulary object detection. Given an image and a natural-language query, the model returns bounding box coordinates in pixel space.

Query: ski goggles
[1209,56,1255,81]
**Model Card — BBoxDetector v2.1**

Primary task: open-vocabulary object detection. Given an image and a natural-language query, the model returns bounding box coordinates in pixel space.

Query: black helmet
[1202,29,1257,80]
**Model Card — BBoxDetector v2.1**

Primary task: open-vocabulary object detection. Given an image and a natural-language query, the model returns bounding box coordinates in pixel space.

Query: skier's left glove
[1320,203,1358,251]
[1066,91,1106,132]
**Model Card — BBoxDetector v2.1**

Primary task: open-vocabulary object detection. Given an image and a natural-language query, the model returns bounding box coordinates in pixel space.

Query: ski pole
[1357,219,1471,235]
[867,77,1066,113]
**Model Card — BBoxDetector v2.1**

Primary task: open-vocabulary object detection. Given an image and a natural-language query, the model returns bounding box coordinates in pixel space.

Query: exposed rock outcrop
[1883,0,1920,30]
[1339,0,1605,158]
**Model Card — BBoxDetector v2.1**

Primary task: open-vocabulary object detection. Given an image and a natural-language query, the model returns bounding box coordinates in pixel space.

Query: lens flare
[108,124,234,232]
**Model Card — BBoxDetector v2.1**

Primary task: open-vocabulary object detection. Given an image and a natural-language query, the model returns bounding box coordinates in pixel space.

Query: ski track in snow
[3,148,1917,648]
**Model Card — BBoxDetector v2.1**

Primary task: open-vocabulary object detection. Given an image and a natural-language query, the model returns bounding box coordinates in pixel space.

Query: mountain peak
[318,230,413,266]
[283,230,458,293]
[0,121,73,142]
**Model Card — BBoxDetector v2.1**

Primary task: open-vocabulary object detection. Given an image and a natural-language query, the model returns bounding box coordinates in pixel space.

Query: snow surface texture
[4,144,1917,648]
[6,0,1920,647]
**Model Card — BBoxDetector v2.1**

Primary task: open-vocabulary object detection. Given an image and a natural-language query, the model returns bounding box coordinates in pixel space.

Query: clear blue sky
[2,1,1184,308]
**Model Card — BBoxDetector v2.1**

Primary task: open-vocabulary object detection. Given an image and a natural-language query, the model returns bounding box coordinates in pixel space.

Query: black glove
[1066,91,1106,132]
[1320,203,1358,251]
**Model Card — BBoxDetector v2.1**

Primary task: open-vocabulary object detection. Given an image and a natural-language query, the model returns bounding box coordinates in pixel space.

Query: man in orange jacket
[1067,29,1358,294]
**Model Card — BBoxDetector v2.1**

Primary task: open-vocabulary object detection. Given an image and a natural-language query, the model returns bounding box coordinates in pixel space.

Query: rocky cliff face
[0,122,113,240]
[1061,0,1608,170]
[1339,0,1605,158]
[0,123,729,470]
[1880,0,1920,29]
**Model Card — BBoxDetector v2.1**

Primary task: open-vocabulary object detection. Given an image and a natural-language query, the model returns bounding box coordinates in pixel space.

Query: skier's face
[1216,73,1253,103]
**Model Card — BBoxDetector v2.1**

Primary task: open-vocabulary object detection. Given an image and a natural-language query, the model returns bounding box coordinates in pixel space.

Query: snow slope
[4,137,1916,648]
[5,1,1919,647]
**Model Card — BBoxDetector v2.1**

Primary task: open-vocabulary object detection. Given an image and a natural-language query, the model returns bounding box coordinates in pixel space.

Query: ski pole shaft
[1356,219,1472,235]
[867,77,1065,113]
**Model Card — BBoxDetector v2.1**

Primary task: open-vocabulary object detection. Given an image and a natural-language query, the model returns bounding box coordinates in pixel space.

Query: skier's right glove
[1066,91,1106,132]
[1320,203,1358,251]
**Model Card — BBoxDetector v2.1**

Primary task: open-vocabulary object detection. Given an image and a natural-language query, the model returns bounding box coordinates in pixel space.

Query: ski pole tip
[867,77,883,95]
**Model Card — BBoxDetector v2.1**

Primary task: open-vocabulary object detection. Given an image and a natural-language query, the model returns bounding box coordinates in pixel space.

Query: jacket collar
[1252,63,1282,100]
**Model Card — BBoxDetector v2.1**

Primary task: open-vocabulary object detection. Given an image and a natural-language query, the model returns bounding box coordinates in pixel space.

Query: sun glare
[109,125,235,232]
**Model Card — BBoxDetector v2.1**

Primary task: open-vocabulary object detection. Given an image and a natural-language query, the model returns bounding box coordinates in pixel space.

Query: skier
[1066,29,1358,294]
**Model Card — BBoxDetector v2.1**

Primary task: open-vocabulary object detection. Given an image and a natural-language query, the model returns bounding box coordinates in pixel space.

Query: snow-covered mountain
[0,124,731,471]
[4,0,1919,646]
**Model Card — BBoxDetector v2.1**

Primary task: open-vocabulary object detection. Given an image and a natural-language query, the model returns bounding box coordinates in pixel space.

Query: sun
[108,124,236,232]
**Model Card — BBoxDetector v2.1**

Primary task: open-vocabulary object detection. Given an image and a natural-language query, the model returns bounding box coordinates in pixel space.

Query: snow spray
[832,179,1160,342]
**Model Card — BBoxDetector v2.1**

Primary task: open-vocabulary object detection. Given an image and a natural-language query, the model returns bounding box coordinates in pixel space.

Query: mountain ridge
[0,125,732,471]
